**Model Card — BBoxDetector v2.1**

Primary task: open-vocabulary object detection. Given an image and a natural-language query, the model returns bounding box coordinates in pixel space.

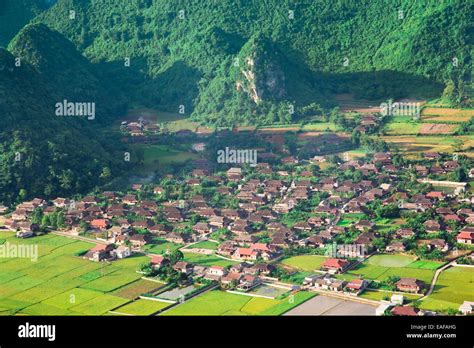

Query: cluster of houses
[303,273,370,295]
[2,198,45,238]
[1,145,472,315]
[303,257,426,297]
[149,254,275,292]
[1,150,472,263]
[120,119,160,136]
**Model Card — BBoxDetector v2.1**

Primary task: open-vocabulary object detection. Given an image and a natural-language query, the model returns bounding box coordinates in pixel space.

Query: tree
[138,262,153,276]
[100,166,111,180]
[169,249,184,264]
[451,138,464,152]
[442,79,456,103]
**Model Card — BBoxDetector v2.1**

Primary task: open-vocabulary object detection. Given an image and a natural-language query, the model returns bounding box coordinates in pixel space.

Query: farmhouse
[129,234,151,248]
[396,278,425,293]
[345,279,369,295]
[456,231,474,244]
[321,258,351,274]
[90,219,110,230]
[84,244,115,262]
[150,255,169,270]
[237,275,261,291]
[205,265,227,281]
[391,306,422,316]
[173,261,194,275]
[114,245,131,259]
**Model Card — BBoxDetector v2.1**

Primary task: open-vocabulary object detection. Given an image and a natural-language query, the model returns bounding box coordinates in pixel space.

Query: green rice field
[161,290,315,316]
[0,232,156,315]
[420,267,474,312]
[280,255,328,272]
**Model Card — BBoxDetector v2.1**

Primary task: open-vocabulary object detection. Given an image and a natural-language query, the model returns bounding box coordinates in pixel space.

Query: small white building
[114,245,131,259]
[459,301,474,315]
[391,294,405,305]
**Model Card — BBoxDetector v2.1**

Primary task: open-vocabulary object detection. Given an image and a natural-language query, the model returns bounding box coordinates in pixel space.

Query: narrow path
[419,259,457,300]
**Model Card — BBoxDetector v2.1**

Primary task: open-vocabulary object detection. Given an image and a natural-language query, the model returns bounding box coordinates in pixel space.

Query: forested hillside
[0,47,127,204]
[8,23,127,123]
[29,0,470,125]
[0,0,471,202]
[0,0,55,47]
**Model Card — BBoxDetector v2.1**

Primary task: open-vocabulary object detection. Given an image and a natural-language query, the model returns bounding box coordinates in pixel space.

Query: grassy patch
[280,255,328,272]
[384,122,421,135]
[188,240,219,250]
[144,238,182,254]
[182,252,237,267]
[366,254,415,267]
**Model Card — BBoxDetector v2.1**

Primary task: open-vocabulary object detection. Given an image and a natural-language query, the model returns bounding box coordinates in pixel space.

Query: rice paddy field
[421,107,474,123]
[280,255,328,272]
[381,135,474,158]
[384,122,422,135]
[0,232,157,315]
[188,240,219,250]
[113,299,171,315]
[144,238,182,254]
[111,279,164,299]
[131,144,199,174]
[420,267,474,312]
[348,254,443,284]
[182,252,238,267]
[160,290,315,316]
[301,122,338,132]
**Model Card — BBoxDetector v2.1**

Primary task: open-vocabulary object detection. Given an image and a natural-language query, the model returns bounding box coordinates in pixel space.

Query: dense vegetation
[0,47,128,204]
[0,0,55,47]
[0,0,471,202]
[29,0,470,125]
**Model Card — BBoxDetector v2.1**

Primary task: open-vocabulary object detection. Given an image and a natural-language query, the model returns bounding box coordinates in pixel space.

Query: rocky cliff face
[234,35,288,104]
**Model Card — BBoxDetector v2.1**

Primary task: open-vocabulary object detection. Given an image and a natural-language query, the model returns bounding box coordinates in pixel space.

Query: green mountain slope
[0,48,126,204]
[0,0,55,47]
[29,0,470,125]
[8,23,127,123]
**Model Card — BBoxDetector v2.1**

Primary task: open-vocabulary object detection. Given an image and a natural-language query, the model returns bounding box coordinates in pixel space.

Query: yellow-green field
[0,232,153,315]
[420,267,474,312]
[160,289,315,316]
[421,107,474,123]
[347,254,442,284]
[280,255,328,272]
[113,299,171,315]
[381,135,474,158]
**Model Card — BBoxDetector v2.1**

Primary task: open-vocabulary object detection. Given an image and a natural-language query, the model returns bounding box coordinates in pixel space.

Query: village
[1,123,473,316]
